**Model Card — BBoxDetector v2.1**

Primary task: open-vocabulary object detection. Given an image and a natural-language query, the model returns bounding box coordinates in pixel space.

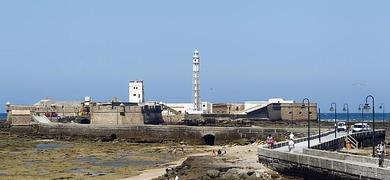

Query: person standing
[289,132,294,140]
[377,141,386,167]
[266,134,274,149]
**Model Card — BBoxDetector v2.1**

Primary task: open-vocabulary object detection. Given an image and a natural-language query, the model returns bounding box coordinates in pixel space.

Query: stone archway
[80,119,91,124]
[203,134,215,146]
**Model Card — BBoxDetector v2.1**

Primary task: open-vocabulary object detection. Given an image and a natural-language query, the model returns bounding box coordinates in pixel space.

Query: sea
[0,113,7,122]
[318,113,390,122]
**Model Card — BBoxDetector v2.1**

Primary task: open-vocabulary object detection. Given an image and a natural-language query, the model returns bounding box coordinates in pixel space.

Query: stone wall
[10,124,291,145]
[9,105,81,117]
[212,103,245,114]
[10,115,33,126]
[90,105,144,125]
[280,103,318,121]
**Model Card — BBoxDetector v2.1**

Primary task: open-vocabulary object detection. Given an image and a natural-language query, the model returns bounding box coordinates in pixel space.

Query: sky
[0,1,389,113]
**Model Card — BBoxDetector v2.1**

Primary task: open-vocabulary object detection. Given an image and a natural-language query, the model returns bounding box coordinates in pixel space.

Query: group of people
[266,132,295,151]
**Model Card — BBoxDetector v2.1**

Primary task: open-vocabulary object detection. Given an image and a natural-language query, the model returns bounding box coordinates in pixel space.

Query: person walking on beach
[211,149,216,156]
[377,141,386,167]
[266,134,274,149]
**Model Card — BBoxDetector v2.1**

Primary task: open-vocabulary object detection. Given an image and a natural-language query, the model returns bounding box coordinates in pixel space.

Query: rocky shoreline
[153,144,302,180]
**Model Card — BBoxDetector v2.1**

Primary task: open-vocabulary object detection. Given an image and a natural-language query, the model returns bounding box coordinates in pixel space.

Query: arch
[203,134,215,146]
[80,119,91,124]
[110,133,117,140]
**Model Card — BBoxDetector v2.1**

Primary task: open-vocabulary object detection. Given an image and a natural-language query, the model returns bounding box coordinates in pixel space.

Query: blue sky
[0,1,389,112]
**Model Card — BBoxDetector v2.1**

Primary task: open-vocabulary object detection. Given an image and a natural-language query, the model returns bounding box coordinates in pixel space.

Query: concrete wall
[311,130,386,151]
[258,147,389,180]
[303,148,390,168]
[258,130,387,179]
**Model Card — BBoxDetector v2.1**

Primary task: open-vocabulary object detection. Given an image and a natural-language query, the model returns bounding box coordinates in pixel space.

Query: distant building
[6,97,163,126]
[129,80,144,104]
[162,102,212,115]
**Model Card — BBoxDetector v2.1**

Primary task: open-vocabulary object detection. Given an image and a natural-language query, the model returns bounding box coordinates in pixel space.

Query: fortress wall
[280,103,318,121]
[10,124,290,145]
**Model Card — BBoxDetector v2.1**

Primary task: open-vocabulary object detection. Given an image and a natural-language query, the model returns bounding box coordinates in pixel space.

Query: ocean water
[0,113,6,121]
[319,113,390,122]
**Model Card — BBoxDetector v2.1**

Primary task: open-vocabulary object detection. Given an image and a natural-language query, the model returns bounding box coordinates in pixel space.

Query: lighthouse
[192,49,201,111]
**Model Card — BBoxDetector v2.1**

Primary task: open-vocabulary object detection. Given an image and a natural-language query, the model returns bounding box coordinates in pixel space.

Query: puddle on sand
[68,167,88,174]
[35,143,71,151]
[0,171,8,176]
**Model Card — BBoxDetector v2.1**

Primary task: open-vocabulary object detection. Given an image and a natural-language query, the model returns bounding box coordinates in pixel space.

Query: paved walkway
[274,131,390,169]
[276,131,347,153]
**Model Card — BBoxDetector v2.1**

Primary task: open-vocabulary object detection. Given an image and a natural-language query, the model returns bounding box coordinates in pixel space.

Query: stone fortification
[6,100,163,126]
[10,124,290,145]
[90,105,144,125]
[280,103,318,121]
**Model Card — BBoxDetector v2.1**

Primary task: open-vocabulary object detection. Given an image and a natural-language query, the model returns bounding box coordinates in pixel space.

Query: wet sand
[0,134,210,179]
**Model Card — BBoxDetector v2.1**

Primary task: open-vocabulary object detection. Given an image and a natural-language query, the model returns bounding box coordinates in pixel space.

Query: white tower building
[192,49,201,111]
[129,80,144,104]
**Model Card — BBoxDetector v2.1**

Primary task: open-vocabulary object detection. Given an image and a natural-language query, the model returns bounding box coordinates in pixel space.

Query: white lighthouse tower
[192,49,201,111]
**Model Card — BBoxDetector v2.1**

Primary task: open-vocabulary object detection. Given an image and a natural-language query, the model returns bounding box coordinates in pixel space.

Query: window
[138,94,140,98]
[133,94,136,96]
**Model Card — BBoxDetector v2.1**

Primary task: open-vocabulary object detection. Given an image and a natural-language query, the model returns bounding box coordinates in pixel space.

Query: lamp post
[5,102,11,113]
[318,108,321,143]
[289,104,294,128]
[363,95,375,157]
[119,103,125,125]
[302,98,311,148]
[343,103,349,134]
[379,104,385,128]
[358,104,364,125]
[330,103,337,138]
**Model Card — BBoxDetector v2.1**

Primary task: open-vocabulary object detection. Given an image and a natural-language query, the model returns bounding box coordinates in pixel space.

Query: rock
[247,169,255,176]
[221,168,241,179]
[206,169,220,178]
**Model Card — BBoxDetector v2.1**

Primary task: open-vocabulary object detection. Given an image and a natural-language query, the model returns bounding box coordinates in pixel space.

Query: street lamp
[301,98,311,148]
[318,108,321,143]
[289,104,294,128]
[358,104,364,125]
[119,103,125,125]
[330,103,337,138]
[343,103,349,133]
[5,101,11,113]
[379,104,385,127]
[363,95,375,157]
